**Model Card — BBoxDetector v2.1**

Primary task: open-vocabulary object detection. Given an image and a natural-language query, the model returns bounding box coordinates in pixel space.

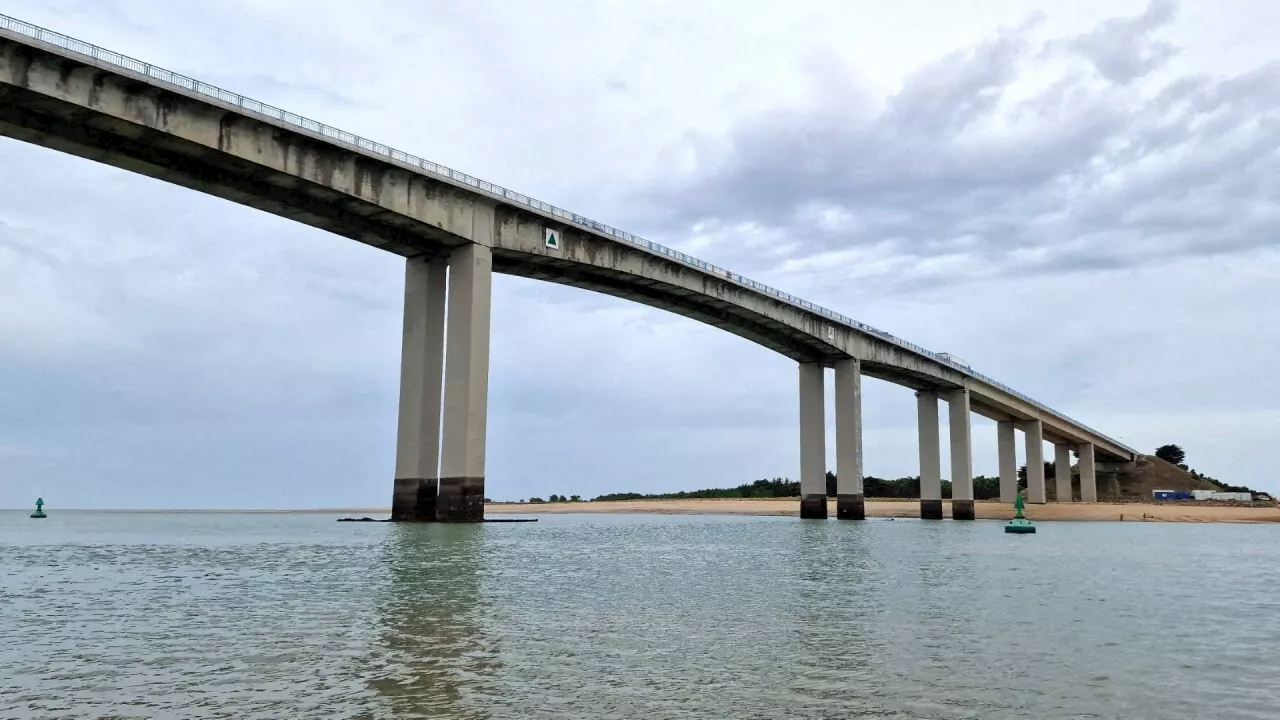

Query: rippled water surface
[3,511,1279,719]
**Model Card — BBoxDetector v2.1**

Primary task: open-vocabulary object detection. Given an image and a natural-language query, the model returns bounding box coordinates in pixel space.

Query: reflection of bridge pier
[0,15,1136,524]
[370,524,498,716]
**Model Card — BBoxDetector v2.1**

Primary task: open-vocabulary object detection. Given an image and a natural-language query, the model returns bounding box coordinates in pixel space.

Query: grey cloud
[640,1,1279,290]
[1067,0,1178,83]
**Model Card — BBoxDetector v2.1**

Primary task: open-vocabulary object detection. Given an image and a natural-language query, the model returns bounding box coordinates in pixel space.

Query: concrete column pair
[1051,440,1099,503]
[392,244,492,523]
[798,359,864,520]
[916,389,974,520]
[1005,420,1098,505]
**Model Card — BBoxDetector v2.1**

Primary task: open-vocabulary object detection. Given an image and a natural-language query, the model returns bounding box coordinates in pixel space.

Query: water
[2,512,1278,719]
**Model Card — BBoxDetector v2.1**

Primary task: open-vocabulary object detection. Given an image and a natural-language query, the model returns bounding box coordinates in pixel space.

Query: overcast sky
[1,0,1277,508]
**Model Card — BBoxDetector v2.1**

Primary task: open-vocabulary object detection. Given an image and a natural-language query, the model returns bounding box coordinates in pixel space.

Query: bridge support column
[917,391,943,519]
[1054,443,1074,502]
[1078,443,1098,502]
[1025,420,1046,504]
[438,244,493,523]
[997,420,1018,503]
[392,255,447,522]
[947,388,974,520]
[834,358,864,520]
[798,362,827,519]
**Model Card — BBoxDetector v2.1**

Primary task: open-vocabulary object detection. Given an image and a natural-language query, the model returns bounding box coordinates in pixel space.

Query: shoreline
[482,498,1280,523]
[15,500,1279,523]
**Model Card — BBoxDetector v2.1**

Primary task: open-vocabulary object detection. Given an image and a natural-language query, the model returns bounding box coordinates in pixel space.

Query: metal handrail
[0,13,1135,455]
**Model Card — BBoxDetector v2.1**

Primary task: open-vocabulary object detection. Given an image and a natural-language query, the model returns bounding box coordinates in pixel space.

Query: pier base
[800,494,828,519]
[392,478,439,522]
[436,476,484,522]
[952,499,975,520]
[921,499,944,519]
[836,494,865,520]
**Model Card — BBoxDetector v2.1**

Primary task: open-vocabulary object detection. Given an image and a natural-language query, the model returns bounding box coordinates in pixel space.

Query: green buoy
[30,497,47,519]
[1005,490,1035,534]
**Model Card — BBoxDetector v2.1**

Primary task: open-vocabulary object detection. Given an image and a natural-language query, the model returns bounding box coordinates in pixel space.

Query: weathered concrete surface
[917,391,942,519]
[834,358,863,518]
[1026,420,1047,504]
[393,256,447,522]
[951,499,975,520]
[438,245,492,522]
[836,494,866,520]
[1079,444,1098,502]
[798,362,827,519]
[997,420,1018,503]
[1055,443,1074,503]
[437,476,483,523]
[947,388,973,514]
[0,33,1137,464]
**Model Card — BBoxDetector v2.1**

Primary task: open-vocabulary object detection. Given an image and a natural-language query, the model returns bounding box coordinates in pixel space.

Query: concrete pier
[392,256,447,522]
[1055,443,1074,502]
[947,388,974,520]
[438,244,493,522]
[917,391,943,519]
[834,358,864,520]
[798,362,828,519]
[1025,420,1046,504]
[1079,443,1098,502]
[997,420,1018,503]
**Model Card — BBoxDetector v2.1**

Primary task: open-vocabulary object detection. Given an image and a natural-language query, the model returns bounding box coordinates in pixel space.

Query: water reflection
[370,524,500,719]
[787,521,882,713]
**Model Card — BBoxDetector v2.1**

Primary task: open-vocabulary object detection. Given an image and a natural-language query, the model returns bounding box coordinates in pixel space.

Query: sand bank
[483,498,1280,523]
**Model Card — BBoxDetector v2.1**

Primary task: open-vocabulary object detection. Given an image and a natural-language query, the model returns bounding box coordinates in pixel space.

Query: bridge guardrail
[0,13,1134,456]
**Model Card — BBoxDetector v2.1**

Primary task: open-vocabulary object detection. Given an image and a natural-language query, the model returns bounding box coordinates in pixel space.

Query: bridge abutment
[392,256,448,522]
[798,362,828,519]
[834,359,864,520]
[947,388,974,520]
[1025,420,1046,504]
[917,391,943,519]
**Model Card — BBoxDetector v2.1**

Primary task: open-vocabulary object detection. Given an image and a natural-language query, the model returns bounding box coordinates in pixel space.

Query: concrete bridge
[0,15,1136,521]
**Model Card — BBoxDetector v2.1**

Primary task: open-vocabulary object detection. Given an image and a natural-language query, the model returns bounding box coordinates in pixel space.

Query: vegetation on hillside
[521,443,1257,504]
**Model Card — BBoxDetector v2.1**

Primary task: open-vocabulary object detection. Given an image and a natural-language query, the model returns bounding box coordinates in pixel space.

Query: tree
[569,495,582,502]
[1156,444,1186,465]
[528,497,546,504]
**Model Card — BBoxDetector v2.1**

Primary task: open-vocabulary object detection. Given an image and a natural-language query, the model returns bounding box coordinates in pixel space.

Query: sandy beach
[481,498,1280,523]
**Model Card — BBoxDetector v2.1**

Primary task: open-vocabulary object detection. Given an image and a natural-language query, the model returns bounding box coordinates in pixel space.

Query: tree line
[525,444,1254,504]
[590,472,1010,502]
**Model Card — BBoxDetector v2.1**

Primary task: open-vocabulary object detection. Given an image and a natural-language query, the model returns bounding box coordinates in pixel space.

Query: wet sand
[482,498,1280,523]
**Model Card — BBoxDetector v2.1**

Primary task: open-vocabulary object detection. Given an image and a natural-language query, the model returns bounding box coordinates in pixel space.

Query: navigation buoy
[1004,490,1035,534]
[30,497,47,519]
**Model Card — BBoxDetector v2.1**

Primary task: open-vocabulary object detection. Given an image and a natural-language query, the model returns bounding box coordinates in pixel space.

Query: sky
[1,0,1277,508]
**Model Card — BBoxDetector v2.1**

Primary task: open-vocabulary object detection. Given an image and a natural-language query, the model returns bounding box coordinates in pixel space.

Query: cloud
[642,1,1278,293]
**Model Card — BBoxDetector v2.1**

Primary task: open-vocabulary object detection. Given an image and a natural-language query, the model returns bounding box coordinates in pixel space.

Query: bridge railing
[0,13,1133,455]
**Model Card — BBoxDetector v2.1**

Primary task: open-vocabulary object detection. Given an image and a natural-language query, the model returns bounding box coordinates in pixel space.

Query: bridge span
[0,15,1136,521]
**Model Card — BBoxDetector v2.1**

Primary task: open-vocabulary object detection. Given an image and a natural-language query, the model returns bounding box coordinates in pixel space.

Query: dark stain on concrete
[87,71,105,107]
[10,45,33,88]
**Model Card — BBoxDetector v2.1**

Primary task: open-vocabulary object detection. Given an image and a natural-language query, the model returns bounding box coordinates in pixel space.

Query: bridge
[0,15,1137,521]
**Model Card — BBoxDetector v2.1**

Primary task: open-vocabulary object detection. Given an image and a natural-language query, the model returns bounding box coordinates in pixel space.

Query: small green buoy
[30,497,47,519]
[1005,491,1035,534]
